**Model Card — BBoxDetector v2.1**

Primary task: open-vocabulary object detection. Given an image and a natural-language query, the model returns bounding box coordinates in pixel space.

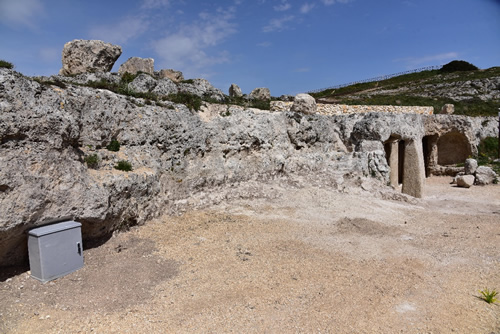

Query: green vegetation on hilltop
[0,60,14,69]
[310,61,500,117]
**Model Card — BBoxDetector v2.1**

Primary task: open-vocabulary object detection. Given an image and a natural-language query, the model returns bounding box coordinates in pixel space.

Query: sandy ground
[1,176,499,333]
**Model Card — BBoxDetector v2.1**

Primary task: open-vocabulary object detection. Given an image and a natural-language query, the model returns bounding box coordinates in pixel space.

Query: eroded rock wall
[0,68,496,267]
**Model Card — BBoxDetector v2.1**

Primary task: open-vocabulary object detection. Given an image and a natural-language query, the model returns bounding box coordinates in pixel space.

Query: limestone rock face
[456,175,475,188]
[60,40,122,76]
[128,73,158,93]
[118,57,154,76]
[178,79,225,102]
[1,67,497,268]
[158,69,184,83]
[229,83,242,97]
[152,78,178,97]
[250,87,270,100]
[464,158,478,175]
[291,94,317,115]
[475,166,497,185]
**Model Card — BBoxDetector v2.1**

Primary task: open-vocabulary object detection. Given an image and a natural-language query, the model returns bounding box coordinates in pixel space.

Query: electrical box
[28,221,84,283]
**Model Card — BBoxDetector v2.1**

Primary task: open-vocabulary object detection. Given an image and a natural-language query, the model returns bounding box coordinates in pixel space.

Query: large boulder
[158,69,184,83]
[118,57,155,76]
[475,166,497,185]
[441,104,454,115]
[456,175,475,188]
[464,158,478,175]
[60,40,122,76]
[250,87,270,100]
[291,93,317,114]
[229,83,242,98]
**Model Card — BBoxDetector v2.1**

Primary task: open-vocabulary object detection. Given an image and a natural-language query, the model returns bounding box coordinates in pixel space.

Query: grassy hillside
[310,65,500,117]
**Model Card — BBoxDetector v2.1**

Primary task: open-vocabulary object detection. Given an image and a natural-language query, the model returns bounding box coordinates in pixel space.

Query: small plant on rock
[0,60,14,69]
[115,160,133,172]
[106,139,121,152]
[84,154,99,169]
[479,288,498,304]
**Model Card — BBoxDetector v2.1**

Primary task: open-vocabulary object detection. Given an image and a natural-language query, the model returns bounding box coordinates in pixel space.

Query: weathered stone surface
[464,158,478,175]
[127,73,157,93]
[456,175,475,188]
[178,79,225,101]
[250,87,270,100]
[118,57,154,76]
[475,166,497,185]
[401,139,426,198]
[0,67,498,268]
[441,104,454,114]
[158,69,184,82]
[60,40,122,76]
[229,83,242,97]
[151,78,178,97]
[291,93,317,115]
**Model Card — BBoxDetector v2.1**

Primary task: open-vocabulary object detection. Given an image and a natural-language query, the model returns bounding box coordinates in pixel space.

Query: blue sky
[1,0,499,96]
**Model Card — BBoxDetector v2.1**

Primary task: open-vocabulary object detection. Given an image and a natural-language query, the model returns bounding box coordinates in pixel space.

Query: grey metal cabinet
[28,221,84,283]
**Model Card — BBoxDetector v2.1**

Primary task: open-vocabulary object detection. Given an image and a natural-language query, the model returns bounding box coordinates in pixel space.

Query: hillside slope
[311,66,500,116]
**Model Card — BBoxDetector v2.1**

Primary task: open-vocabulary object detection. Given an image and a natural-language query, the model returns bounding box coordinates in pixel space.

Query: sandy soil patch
[1,177,499,333]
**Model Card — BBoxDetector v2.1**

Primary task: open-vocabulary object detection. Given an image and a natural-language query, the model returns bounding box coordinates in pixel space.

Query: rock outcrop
[118,57,154,76]
[229,83,242,97]
[250,87,270,100]
[291,94,317,114]
[59,40,122,76]
[0,67,497,268]
[158,69,184,83]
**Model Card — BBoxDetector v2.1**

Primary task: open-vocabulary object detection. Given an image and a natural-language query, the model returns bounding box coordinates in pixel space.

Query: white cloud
[321,0,353,5]
[395,52,459,68]
[141,0,170,9]
[0,0,44,28]
[300,3,315,13]
[89,16,150,45]
[262,15,295,32]
[257,41,272,47]
[152,7,237,75]
[274,0,291,11]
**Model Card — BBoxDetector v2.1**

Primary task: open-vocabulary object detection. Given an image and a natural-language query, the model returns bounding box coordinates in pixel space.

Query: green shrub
[440,60,478,73]
[0,60,14,69]
[84,154,99,169]
[477,137,498,162]
[115,160,133,172]
[165,92,202,111]
[250,99,271,110]
[106,139,121,152]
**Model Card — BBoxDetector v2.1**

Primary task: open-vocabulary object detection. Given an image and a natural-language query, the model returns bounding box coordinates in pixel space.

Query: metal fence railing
[306,65,443,94]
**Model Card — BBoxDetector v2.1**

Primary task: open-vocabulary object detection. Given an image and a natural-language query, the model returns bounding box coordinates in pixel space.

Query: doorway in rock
[384,136,404,187]
[398,140,405,184]
[422,135,438,177]
[437,131,471,165]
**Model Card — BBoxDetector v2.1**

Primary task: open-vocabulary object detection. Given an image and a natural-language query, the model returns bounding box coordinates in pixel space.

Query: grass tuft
[479,288,498,304]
